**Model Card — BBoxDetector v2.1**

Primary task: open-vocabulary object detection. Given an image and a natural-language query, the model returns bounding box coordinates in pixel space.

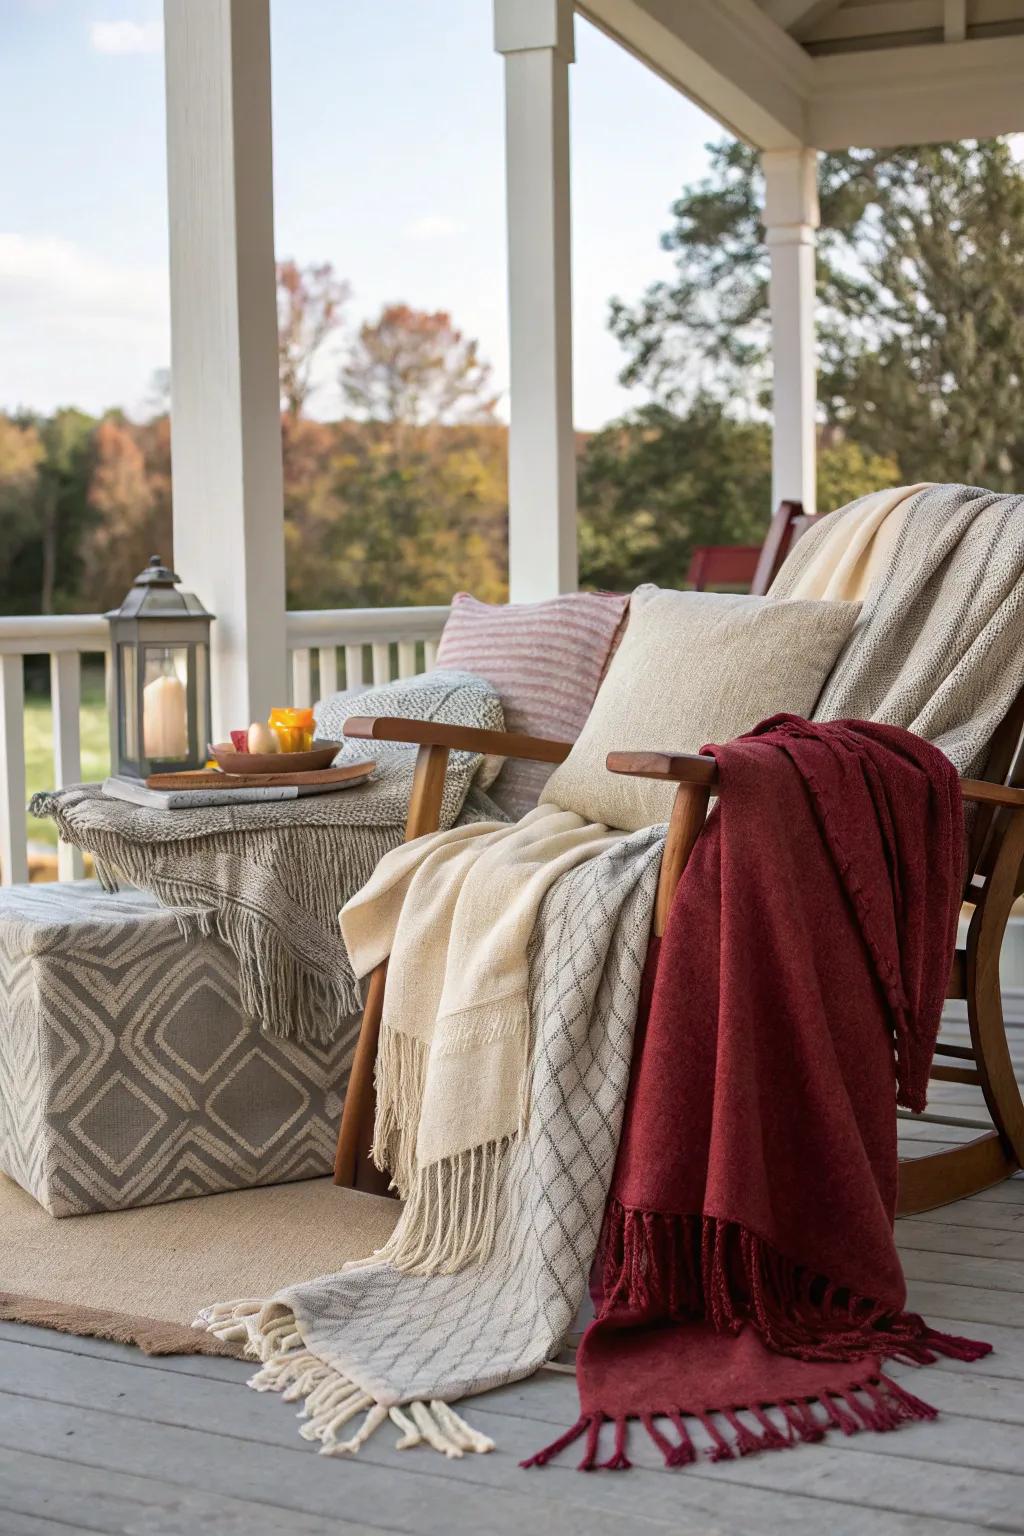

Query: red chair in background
[687,501,814,596]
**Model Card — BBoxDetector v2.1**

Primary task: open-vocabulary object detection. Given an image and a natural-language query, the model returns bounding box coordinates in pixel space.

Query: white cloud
[0,234,165,319]
[0,234,169,416]
[403,214,464,243]
[89,19,163,55]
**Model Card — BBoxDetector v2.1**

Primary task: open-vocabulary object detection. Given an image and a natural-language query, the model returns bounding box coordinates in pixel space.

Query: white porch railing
[285,607,448,707]
[0,605,449,886]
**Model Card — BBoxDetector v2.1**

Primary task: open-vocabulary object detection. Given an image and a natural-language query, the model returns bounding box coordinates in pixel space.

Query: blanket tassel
[193,1299,494,1459]
[523,1373,940,1472]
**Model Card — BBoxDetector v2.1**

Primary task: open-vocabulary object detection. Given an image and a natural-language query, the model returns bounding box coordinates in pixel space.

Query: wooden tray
[210,740,344,775]
[146,760,374,791]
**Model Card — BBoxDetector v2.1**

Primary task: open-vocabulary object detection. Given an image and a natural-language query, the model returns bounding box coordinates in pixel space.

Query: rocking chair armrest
[606,752,1024,811]
[343,715,573,765]
[606,750,720,788]
[961,778,1024,809]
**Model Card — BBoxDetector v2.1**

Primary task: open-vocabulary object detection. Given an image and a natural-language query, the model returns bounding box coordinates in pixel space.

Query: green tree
[816,438,901,515]
[577,398,771,591]
[611,138,1024,489]
[25,409,96,614]
[576,401,901,592]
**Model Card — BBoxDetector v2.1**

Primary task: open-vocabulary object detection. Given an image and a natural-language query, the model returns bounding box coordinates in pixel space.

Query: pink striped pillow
[435,590,630,818]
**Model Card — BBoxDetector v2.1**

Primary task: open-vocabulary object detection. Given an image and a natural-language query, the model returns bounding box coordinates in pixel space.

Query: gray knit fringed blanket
[772,482,1024,777]
[196,827,664,1458]
[30,671,507,1042]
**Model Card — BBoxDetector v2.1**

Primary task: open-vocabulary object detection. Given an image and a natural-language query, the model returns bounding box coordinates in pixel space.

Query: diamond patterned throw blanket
[196,828,663,1457]
[31,672,505,1042]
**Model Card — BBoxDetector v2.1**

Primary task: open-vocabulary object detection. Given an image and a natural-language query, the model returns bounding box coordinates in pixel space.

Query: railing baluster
[318,645,338,701]
[291,648,312,708]
[371,642,391,686]
[397,639,417,679]
[0,654,28,886]
[51,652,84,881]
[344,644,364,690]
[424,639,439,670]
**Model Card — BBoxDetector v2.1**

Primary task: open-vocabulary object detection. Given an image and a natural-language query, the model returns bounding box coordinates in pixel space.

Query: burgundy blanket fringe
[524,1204,989,1471]
[599,1202,990,1369]
[522,1371,942,1472]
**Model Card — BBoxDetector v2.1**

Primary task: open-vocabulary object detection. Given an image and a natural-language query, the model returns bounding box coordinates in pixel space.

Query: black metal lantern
[105,556,213,780]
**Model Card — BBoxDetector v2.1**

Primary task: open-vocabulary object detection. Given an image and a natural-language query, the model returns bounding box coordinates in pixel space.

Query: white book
[101,776,341,811]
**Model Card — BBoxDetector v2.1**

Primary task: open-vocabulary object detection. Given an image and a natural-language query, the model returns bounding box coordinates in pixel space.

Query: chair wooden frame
[334,714,1024,1215]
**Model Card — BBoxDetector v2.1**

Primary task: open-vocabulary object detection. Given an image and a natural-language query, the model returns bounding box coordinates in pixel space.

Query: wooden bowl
[211,740,345,775]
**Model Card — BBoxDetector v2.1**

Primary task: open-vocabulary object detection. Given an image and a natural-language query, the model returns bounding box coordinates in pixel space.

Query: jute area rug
[0,1173,399,1357]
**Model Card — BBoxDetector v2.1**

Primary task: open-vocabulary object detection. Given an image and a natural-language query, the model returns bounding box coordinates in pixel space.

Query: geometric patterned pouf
[0,881,358,1217]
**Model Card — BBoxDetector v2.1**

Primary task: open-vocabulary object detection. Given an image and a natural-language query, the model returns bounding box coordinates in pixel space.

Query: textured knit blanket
[771,482,1024,776]
[30,671,505,1042]
[530,716,988,1474]
[339,804,628,1272]
[196,828,663,1458]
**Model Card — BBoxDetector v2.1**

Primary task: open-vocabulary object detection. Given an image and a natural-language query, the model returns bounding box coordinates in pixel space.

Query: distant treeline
[0,398,897,623]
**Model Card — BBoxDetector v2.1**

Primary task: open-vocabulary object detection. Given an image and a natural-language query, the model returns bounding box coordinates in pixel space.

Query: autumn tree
[341,305,498,429]
[80,414,172,611]
[285,417,507,610]
[0,414,44,616]
[277,259,350,419]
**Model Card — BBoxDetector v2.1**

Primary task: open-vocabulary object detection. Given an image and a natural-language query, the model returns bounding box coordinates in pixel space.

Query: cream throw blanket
[340,804,625,1271]
[777,484,931,601]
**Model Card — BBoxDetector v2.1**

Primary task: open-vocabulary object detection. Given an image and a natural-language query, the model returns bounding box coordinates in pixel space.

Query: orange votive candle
[268,707,315,753]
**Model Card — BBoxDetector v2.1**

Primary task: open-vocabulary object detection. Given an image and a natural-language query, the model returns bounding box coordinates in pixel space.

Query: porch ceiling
[578,0,1024,149]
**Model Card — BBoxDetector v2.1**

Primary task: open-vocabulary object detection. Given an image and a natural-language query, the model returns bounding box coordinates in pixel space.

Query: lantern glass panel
[195,643,209,757]
[141,645,190,762]
[119,644,139,763]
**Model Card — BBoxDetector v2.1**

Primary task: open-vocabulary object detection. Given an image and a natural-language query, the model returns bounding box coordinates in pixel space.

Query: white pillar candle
[143,673,189,759]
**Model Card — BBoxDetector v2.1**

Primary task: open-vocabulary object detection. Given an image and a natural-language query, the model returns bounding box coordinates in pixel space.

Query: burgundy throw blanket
[525,715,990,1473]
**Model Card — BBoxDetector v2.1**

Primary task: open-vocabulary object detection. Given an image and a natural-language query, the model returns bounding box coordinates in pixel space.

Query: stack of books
[101,762,373,811]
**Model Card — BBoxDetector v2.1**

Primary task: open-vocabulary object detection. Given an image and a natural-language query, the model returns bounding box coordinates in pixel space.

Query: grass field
[25,664,110,850]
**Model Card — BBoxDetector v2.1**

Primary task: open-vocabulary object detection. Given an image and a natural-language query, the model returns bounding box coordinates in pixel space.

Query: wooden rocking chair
[334,695,1024,1216]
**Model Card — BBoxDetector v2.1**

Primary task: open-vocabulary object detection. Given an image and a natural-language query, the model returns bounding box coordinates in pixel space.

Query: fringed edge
[25,804,368,1042]
[522,1371,939,1472]
[167,893,359,1044]
[192,1298,494,1460]
[599,1201,992,1366]
[370,1029,429,1199]
[373,1134,516,1275]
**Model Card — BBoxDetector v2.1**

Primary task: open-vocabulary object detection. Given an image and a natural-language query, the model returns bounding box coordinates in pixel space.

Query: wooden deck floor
[3,1015,1023,1536]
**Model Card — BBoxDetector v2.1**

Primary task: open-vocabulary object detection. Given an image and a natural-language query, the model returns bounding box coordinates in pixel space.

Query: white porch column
[495,0,577,601]
[762,148,819,516]
[163,0,287,732]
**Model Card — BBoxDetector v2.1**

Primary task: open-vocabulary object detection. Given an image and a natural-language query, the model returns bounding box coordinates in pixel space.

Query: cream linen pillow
[540,585,861,831]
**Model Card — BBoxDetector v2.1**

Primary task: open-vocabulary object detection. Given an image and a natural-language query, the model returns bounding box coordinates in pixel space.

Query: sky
[0,0,721,430]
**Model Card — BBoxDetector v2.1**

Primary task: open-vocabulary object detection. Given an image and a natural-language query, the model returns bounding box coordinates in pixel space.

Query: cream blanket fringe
[195,1299,494,1459]
[340,804,625,1272]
